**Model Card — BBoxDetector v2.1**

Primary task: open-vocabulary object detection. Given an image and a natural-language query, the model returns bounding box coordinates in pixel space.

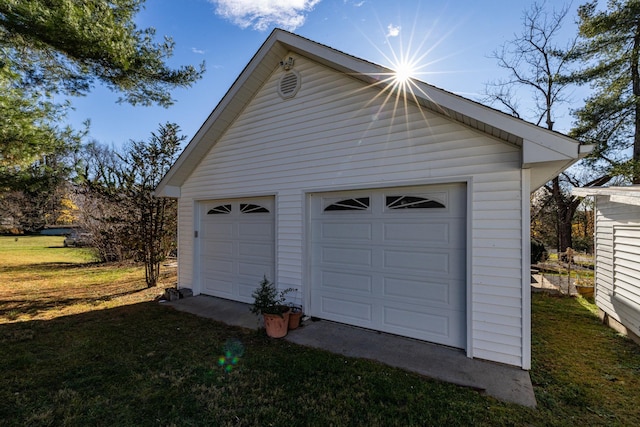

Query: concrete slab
[165,295,536,407]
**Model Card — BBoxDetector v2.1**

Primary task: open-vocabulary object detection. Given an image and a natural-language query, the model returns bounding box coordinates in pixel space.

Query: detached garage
[572,186,640,344]
[156,29,589,369]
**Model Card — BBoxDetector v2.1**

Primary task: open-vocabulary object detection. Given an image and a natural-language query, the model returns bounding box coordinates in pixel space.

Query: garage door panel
[317,294,373,322]
[383,221,466,248]
[320,246,373,267]
[383,305,450,337]
[383,222,450,243]
[383,277,450,304]
[382,304,465,348]
[321,222,373,240]
[383,277,466,311]
[237,283,258,301]
[238,222,273,239]
[203,259,234,274]
[203,276,234,296]
[238,241,273,258]
[202,240,233,256]
[383,249,450,274]
[202,222,233,239]
[238,260,273,277]
[320,270,373,293]
[237,272,273,300]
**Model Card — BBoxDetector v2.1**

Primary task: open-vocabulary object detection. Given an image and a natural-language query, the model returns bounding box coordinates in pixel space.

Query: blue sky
[66,0,582,148]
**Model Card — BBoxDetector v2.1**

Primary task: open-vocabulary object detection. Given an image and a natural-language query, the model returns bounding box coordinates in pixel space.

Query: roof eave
[572,185,640,200]
[156,29,588,196]
[156,29,287,195]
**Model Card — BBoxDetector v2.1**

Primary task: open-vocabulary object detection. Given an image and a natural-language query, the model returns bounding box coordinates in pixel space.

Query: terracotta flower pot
[288,307,303,330]
[263,309,290,338]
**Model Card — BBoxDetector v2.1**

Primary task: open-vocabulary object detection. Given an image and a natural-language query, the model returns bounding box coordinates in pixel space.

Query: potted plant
[250,276,294,338]
[574,277,594,298]
[288,304,303,330]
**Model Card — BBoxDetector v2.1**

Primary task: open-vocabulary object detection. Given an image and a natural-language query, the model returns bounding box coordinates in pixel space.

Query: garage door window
[240,203,270,213]
[386,196,445,209]
[207,204,232,214]
[324,197,370,211]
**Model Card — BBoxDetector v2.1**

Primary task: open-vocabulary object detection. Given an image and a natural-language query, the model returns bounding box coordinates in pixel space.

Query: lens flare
[217,338,245,372]
[393,60,416,85]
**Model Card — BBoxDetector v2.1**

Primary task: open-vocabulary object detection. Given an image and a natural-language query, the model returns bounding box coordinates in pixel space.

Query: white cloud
[210,0,321,31]
[386,24,401,37]
[191,47,206,54]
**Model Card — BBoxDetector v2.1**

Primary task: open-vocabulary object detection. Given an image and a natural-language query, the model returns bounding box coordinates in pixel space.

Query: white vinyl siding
[594,197,640,337]
[177,55,524,367]
[613,226,640,303]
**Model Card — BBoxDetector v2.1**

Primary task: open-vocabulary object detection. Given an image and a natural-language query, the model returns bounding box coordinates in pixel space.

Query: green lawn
[1,237,639,425]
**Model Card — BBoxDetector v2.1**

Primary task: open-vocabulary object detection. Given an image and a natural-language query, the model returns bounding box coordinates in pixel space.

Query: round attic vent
[278,71,301,99]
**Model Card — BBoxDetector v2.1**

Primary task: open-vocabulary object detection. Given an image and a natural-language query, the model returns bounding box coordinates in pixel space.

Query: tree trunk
[557,205,574,256]
[632,20,640,183]
[552,177,573,254]
[553,174,612,256]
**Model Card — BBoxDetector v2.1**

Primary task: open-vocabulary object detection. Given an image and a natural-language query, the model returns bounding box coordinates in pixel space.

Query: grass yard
[0,236,169,322]
[1,237,640,425]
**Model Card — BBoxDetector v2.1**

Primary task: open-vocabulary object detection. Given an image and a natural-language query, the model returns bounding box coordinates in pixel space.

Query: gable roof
[156,29,591,197]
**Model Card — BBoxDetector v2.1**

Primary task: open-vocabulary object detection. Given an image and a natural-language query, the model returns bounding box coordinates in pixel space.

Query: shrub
[531,238,548,264]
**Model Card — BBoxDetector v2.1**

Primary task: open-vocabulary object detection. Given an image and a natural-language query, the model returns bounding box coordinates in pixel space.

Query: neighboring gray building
[156,29,589,369]
[572,186,640,344]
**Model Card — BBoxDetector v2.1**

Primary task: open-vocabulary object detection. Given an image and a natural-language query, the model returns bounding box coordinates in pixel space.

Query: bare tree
[484,1,607,254]
[77,124,182,285]
[120,124,182,287]
[485,2,576,129]
[76,141,135,262]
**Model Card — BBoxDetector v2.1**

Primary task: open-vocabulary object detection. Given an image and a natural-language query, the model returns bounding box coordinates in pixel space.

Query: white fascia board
[276,31,387,84]
[572,186,640,201]
[580,144,595,156]
[410,84,582,157]
[610,195,640,206]
[522,139,573,164]
[571,187,594,197]
[155,30,286,195]
[155,185,181,198]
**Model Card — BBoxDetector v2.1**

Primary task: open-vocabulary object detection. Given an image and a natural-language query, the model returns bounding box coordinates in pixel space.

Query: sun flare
[393,60,416,84]
[351,7,462,130]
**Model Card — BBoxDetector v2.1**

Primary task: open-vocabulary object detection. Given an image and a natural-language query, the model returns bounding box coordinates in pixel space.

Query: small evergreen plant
[250,276,294,317]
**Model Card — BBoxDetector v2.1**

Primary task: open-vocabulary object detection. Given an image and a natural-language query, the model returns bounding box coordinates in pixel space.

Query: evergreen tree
[0,0,202,227]
[571,0,640,183]
[0,0,203,106]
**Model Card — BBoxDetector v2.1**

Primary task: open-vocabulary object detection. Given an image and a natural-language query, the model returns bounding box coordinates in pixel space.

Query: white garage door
[199,197,274,303]
[310,183,466,348]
